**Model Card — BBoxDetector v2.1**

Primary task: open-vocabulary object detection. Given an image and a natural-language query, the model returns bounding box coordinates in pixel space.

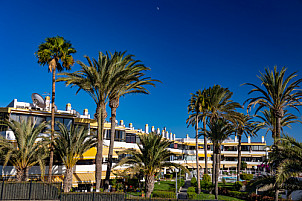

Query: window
[105,130,125,142]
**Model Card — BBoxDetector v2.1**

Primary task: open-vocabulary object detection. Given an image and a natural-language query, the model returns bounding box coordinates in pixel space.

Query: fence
[0,181,61,200]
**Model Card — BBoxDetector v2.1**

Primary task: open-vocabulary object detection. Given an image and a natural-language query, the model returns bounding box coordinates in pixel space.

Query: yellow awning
[73,173,95,184]
[81,147,118,159]
[198,153,212,157]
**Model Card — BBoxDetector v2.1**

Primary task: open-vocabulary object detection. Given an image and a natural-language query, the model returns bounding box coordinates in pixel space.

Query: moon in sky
[157,6,160,10]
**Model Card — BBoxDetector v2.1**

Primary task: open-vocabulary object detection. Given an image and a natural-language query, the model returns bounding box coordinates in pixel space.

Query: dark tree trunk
[212,146,216,185]
[48,67,56,183]
[196,116,201,194]
[237,134,242,182]
[104,98,119,191]
[204,118,208,175]
[145,175,155,198]
[275,186,279,201]
[214,145,221,200]
[63,168,73,192]
[95,103,106,191]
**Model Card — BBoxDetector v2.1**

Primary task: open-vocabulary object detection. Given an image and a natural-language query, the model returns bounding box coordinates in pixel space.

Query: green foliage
[240,173,253,180]
[191,177,197,187]
[187,192,197,199]
[152,191,176,198]
[202,174,211,183]
[233,181,243,191]
[241,161,247,170]
[164,174,173,179]
[229,191,248,199]
[222,178,226,185]
[187,187,196,193]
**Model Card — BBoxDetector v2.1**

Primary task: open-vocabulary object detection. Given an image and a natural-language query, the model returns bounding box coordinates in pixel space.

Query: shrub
[152,191,176,198]
[187,187,196,193]
[240,173,253,180]
[164,174,173,179]
[229,191,248,199]
[202,174,211,183]
[187,192,197,199]
[191,177,197,187]
[222,177,226,185]
[233,181,243,191]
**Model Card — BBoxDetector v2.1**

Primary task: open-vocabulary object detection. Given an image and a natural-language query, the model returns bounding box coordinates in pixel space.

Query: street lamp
[175,168,179,198]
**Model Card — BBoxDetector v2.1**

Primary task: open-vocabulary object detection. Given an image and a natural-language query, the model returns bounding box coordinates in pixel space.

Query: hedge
[240,173,253,180]
[152,191,176,198]
[187,192,197,199]
[187,187,196,193]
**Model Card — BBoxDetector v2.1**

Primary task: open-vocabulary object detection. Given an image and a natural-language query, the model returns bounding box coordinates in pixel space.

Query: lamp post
[175,168,179,198]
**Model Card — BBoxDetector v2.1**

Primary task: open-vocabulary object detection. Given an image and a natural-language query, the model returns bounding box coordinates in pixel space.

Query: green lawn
[153,181,176,191]
[195,192,244,201]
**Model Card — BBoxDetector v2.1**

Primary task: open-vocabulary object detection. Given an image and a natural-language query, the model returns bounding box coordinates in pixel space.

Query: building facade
[0,96,267,186]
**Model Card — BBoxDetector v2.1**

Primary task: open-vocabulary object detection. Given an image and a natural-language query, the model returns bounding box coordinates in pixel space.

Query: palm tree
[205,118,235,199]
[116,132,189,198]
[244,66,302,144]
[104,51,158,191]
[36,36,76,182]
[203,85,241,183]
[256,109,301,139]
[186,90,203,194]
[0,119,48,181]
[232,113,258,182]
[57,52,114,191]
[53,123,96,192]
[269,135,302,201]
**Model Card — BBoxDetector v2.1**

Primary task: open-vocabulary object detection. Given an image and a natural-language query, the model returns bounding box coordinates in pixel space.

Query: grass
[195,192,244,201]
[153,181,176,191]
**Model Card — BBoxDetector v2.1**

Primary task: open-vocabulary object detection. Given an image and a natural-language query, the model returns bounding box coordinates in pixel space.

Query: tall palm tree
[256,109,301,139]
[232,113,258,182]
[186,91,203,194]
[0,119,48,181]
[104,51,158,191]
[53,123,96,192]
[36,36,76,182]
[116,132,188,198]
[57,52,112,191]
[244,66,302,144]
[205,118,235,200]
[203,85,241,183]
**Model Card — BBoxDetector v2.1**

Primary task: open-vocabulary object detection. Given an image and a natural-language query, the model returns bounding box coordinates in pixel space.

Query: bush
[233,181,243,191]
[202,174,211,183]
[240,173,253,180]
[229,191,248,199]
[164,174,173,179]
[152,191,176,198]
[187,187,196,193]
[187,192,197,199]
[191,177,197,187]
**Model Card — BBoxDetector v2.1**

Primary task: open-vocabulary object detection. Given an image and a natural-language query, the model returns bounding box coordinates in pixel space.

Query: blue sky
[1,0,302,145]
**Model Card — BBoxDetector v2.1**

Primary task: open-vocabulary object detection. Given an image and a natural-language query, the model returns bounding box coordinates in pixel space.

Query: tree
[244,66,302,144]
[232,113,258,181]
[104,51,158,191]
[53,123,96,192]
[186,90,203,194]
[116,132,189,198]
[256,109,301,140]
[36,36,76,182]
[57,52,112,191]
[269,135,302,201]
[0,119,48,181]
[205,118,235,199]
[202,85,241,184]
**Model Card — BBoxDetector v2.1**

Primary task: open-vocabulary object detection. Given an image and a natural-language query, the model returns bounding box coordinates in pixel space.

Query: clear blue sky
[1,0,302,145]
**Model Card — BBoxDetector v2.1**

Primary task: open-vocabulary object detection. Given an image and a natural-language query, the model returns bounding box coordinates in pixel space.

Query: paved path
[178,180,191,199]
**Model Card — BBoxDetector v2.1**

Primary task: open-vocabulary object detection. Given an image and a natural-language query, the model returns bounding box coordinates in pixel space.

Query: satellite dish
[31,93,46,108]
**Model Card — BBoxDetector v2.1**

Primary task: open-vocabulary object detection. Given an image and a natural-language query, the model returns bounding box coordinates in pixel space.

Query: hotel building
[0,96,268,187]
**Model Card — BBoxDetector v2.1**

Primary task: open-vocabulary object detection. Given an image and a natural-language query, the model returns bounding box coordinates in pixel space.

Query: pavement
[178,180,191,199]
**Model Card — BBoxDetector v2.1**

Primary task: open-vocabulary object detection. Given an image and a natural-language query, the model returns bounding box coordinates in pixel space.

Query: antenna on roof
[31,93,46,109]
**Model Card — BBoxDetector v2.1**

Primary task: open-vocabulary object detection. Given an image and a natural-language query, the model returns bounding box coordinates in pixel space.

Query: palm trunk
[16,168,25,181]
[63,168,73,192]
[275,186,279,201]
[25,167,29,181]
[203,118,208,175]
[196,116,201,194]
[95,103,106,191]
[145,174,155,198]
[212,146,216,185]
[275,116,281,145]
[104,98,119,191]
[237,134,242,182]
[214,145,220,200]
[48,67,56,183]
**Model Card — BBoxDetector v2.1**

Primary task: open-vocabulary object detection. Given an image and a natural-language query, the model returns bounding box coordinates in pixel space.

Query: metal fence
[0,181,61,200]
